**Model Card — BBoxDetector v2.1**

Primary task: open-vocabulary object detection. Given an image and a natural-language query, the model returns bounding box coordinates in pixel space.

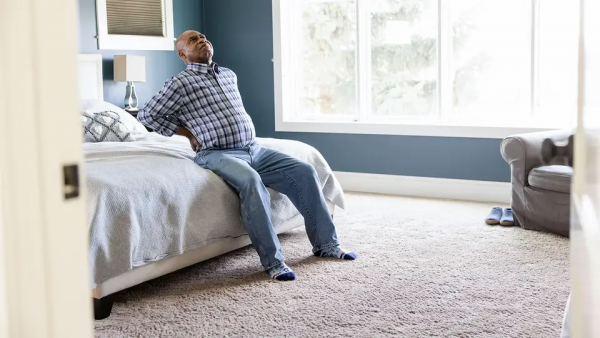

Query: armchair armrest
[501,130,573,187]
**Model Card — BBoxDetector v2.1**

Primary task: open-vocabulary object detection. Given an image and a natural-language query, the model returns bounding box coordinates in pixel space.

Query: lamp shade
[114,55,146,82]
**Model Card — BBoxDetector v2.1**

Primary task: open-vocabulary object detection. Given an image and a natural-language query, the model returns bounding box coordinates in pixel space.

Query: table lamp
[114,55,146,112]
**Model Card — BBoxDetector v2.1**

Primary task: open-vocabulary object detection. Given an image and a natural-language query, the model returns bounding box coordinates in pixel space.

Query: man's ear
[178,50,186,62]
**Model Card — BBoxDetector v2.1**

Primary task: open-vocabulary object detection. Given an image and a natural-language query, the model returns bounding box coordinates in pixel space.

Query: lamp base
[124,81,139,110]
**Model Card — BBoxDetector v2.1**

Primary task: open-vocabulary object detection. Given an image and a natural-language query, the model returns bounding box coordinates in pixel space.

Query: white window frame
[272,0,567,139]
[96,0,175,51]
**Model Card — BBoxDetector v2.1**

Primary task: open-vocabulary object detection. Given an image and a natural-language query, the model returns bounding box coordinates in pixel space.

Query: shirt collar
[186,62,220,75]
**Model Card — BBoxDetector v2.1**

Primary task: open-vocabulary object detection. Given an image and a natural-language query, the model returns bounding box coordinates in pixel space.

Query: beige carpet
[95,193,570,338]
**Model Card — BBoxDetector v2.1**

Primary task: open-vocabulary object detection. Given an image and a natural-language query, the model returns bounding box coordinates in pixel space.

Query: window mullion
[438,0,453,123]
[356,0,371,122]
[531,0,540,118]
[291,0,300,120]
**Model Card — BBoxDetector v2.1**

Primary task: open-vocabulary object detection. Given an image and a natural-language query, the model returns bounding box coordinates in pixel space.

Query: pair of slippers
[485,207,514,226]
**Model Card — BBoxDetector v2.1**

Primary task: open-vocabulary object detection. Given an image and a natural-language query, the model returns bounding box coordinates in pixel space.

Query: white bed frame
[78,54,335,304]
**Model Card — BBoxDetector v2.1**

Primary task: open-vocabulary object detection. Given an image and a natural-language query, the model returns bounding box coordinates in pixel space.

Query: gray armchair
[501,130,573,237]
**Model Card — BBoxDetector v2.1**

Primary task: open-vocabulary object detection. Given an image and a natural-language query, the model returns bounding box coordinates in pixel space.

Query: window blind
[106,0,165,37]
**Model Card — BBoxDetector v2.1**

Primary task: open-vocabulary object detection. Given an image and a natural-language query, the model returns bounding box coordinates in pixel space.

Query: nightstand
[124,108,153,132]
[124,107,139,118]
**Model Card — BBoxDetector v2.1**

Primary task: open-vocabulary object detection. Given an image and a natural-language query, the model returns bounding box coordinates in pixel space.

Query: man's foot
[267,262,296,281]
[314,246,357,260]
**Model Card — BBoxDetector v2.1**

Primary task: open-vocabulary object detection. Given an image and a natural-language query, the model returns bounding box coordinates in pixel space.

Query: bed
[78,55,346,319]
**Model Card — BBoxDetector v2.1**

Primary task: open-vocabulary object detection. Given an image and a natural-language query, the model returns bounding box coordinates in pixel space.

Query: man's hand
[188,136,202,152]
[176,127,202,152]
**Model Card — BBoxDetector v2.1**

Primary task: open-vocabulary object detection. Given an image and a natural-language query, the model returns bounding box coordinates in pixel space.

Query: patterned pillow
[82,110,135,142]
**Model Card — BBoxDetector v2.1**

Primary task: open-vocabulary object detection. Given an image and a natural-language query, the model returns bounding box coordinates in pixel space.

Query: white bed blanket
[83,133,345,288]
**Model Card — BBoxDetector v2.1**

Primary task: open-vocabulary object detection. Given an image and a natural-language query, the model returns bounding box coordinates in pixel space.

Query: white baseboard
[333,171,511,204]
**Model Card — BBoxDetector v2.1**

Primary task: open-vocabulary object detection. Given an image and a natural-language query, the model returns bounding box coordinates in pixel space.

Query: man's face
[177,31,214,64]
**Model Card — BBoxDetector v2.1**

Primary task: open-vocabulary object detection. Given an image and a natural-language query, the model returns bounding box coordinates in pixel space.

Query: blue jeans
[194,143,339,270]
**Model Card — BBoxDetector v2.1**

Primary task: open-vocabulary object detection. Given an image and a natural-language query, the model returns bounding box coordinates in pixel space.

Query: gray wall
[203,0,510,182]
[78,0,203,106]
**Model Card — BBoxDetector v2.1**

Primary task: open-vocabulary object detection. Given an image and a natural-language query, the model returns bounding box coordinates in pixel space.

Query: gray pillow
[82,110,135,142]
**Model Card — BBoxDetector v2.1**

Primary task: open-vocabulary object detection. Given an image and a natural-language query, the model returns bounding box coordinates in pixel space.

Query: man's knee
[295,160,317,178]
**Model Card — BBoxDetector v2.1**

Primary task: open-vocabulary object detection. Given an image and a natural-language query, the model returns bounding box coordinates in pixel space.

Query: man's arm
[137,78,182,137]
[138,78,203,151]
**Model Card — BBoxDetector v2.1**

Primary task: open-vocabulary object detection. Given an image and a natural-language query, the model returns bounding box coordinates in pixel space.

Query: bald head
[175,30,214,65]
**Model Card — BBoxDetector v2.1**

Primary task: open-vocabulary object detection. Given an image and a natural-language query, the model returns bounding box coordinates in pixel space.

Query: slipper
[485,207,502,225]
[500,208,515,226]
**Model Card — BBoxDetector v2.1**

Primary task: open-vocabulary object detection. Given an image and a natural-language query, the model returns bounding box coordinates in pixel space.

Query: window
[273,0,579,138]
[96,0,174,51]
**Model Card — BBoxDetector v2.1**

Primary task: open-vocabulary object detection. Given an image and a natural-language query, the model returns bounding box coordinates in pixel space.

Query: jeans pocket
[248,142,260,157]
[194,151,208,168]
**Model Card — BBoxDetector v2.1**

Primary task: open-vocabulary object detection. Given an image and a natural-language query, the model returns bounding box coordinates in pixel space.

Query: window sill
[97,35,175,51]
[275,120,562,139]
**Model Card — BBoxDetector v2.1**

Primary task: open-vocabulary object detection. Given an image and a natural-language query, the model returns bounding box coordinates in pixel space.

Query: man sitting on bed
[138,30,356,281]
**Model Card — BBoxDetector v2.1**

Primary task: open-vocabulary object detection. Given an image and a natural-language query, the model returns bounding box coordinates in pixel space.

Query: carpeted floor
[95,193,570,338]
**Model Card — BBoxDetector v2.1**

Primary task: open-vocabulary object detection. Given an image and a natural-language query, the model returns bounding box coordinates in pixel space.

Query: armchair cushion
[501,130,573,188]
[528,165,572,194]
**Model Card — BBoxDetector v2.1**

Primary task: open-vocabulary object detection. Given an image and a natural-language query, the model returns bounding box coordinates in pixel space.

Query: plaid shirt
[138,62,256,150]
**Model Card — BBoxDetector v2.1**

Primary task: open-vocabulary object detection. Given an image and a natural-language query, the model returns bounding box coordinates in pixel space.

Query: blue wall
[77,0,510,182]
[203,0,510,182]
[77,0,203,106]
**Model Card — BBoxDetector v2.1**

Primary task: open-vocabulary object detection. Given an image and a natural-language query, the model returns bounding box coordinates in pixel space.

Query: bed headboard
[78,54,104,101]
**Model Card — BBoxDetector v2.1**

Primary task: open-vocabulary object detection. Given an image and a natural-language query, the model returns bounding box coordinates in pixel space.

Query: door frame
[570,0,600,335]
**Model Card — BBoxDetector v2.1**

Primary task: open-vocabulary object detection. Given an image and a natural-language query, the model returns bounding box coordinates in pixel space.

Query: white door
[0,180,8,338]
[570,0,600,336]
[0,0,94,337]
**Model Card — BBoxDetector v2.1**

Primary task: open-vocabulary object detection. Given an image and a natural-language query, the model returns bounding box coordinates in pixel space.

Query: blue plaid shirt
[138,62,256,150]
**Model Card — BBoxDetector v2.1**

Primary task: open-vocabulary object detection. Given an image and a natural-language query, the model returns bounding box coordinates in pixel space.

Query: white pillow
[79,99,148,135]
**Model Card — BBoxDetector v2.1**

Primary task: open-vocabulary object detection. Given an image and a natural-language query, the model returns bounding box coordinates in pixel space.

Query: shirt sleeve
[137,78,182,137]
